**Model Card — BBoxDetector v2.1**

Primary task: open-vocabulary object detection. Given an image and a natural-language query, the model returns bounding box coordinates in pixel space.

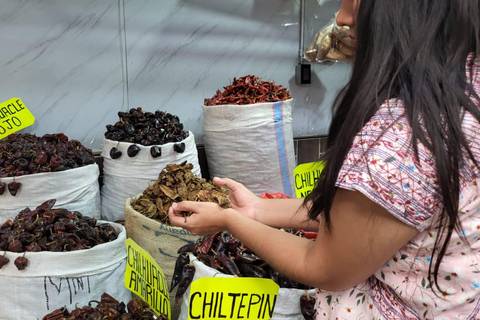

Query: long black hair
[305,0,480,294]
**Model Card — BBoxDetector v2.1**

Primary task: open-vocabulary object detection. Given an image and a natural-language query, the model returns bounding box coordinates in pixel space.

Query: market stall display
[0,201,130,320]
[202,75,296,197]
[101,108,201,221]
[0,133,100,219]
[175,230,316,320]
[42,292,164,320]
[125,162,231,319]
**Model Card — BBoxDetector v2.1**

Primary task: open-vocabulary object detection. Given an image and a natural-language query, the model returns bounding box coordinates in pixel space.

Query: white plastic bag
[202,99,295,197]
[0,164,100,221]
[0,221,131,320]
[178,254,315,320]
[101,131,201,221]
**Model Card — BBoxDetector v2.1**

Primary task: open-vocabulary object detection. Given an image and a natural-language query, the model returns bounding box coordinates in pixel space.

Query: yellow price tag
[293,161,325,198]
[188,277,279,320]
[125,238,171,319]
[0,98,35,139]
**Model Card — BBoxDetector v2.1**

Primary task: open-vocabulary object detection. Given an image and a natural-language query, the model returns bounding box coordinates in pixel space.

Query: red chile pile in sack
[0,199,117,271]
[203,75,292,105]
[0,133,95,196]
[42,292,166,320]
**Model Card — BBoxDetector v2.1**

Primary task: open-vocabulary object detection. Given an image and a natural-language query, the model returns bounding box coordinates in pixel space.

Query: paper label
[125,238,171,319]
[188,277,279,320]
[0,98,35,139]
[293,161,325,198]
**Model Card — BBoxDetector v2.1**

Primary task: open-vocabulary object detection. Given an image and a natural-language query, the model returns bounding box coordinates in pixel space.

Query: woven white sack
[0,164,100,220]
[101,131,201,221]
[178,254,315,320]
[203,99,295,197]
[0,221,131,320]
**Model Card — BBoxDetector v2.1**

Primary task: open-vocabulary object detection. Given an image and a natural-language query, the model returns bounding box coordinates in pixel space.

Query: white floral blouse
[315,55,480,320]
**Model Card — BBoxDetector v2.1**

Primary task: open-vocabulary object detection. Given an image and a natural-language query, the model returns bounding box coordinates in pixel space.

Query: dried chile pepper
[127,144,141,157]
[0,252,9,269]
[173,142,185,153]
[150,145,162,158]
[7,181,21,196]
[300,291,316,320]
[14,254,28,270]
[217,251,241,277]
[110,147,122,159]
[175,264,196,304]
[0,182,5,195]
[170,252,189,291]
[177,241,197,254]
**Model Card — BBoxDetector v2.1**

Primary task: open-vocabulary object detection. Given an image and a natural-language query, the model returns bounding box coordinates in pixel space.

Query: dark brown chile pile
[0,133,95,179]
[105,107,188,148]
[172,230,315,317]
[42,292,166,320]
[0,199,118,271]
[132,162,231,225]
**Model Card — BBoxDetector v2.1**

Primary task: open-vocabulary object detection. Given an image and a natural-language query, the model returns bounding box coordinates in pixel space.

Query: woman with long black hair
[169,0,480,318]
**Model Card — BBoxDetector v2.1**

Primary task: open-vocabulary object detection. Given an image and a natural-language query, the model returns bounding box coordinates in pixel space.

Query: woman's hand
[168,201,238,235]
[213,177,260,220]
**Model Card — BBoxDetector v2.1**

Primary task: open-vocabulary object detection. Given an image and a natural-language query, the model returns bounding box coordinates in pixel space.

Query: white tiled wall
[0,0,350,150]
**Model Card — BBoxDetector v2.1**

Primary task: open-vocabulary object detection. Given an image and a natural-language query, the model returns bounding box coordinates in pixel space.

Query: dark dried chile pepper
[110,147,122,159]
[197,252,218,268]
[150,145,162,158]
[0,182,5,195]
[173,142,185,153]
[238,262,266,278]
[14,255,28,270]
[127,144,141,157]
[8,181,21,196]
[177,241,197,254]
[170,253,189,292]
[0,253,9,269]
[300,292,316,320]
[175,264,196,304]
[216,251,241,277]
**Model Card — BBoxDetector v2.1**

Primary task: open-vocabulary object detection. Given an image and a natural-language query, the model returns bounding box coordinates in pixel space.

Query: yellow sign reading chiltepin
[188,278,279,320]
[125,238,171,320]
[0,98,35,139]
[293,161,325,198]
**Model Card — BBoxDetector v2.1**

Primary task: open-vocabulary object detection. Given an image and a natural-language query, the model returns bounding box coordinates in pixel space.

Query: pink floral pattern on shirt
[315,56,480,319]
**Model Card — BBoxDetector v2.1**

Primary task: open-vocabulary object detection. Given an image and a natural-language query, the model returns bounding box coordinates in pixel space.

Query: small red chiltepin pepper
[300,291,316,320]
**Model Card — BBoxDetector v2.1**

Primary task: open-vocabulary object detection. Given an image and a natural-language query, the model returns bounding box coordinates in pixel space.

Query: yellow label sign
[294,161,325,198]
[188,277,279,320]
[125,238,171,319]
[0,98,35,140]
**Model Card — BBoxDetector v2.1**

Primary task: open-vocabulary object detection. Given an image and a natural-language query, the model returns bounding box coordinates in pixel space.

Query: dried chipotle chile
[173,142,185,153]
[300,292,316,320]
[7,181,21,196]
[127,144,141,157]
[0,182,5,195]
[110,147,122,159]
[0,252,9,269]
[14,254,28,270]
[150,145,162,158]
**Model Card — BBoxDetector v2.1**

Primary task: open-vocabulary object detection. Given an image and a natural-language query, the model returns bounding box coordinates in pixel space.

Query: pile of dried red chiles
[42,292,166,320]
[0,199,117,271]
[204,75,292,106]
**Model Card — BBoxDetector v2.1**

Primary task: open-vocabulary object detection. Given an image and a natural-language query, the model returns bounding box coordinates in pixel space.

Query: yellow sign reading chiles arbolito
[188,278,279,320]
[125,238,171,320]
[0,98,35,139]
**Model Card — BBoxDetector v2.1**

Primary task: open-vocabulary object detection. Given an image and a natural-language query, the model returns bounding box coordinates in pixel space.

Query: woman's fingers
[213,177,244,191]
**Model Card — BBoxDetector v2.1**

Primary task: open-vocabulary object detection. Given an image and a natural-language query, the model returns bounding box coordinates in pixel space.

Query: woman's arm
[169,188,418,291]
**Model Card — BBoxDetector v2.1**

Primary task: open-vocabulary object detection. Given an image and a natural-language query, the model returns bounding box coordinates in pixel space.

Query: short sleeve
[336,101,443,231]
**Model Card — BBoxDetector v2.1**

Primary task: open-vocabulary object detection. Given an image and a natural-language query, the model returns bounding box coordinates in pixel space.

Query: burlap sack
[124,196,199,320]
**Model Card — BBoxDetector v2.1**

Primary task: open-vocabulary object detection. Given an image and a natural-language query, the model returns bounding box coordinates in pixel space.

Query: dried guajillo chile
[0,199,118,271]
[173,230,315,319]
[132,162,231,225]
[203,75,292,106]
[105,107,189,159]
[0,133,95,179]
[42,292,166,320]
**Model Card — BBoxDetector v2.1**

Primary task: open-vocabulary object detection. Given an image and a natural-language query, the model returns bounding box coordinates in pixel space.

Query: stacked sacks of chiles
[174,230,316,320]
[101,107,201,221]
[202,75,296,197]
[0,199,130,320]
[0,133,100,220]
[125,162,231,319]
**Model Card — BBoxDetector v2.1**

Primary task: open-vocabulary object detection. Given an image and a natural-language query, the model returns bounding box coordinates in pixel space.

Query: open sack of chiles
[42,292,165,320]
[101,107,201,221]
[0,133,100,220]
[304,17,355,63]
[174,230,316,320]
[125,161,230,319]
[202,75,295,197]
[0,199,131,320]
